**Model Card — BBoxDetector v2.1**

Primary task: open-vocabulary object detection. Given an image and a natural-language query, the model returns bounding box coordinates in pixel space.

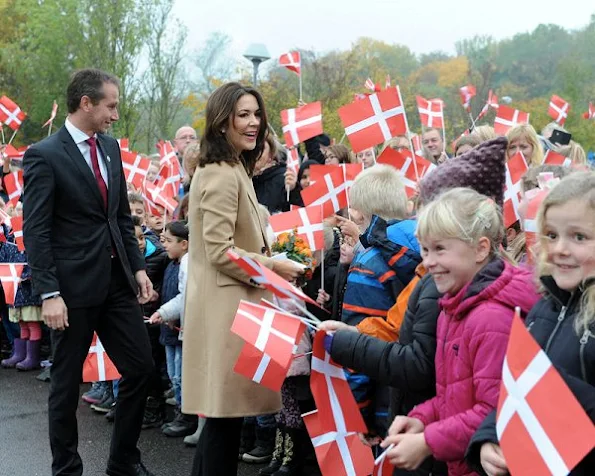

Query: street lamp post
[243,43,271,86]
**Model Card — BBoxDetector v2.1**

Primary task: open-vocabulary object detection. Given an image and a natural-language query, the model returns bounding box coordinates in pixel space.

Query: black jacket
[466,276,595,475]
[252,164,303,214]
[330,272,447,475]
[143,244,169,317]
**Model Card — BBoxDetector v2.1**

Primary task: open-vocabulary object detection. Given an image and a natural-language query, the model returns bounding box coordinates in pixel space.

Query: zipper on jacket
[579,329,593,382]
[545,306,567,354]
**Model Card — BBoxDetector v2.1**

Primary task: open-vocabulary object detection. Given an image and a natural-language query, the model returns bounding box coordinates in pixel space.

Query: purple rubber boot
[1,338,26,368]
[16,339,41,371]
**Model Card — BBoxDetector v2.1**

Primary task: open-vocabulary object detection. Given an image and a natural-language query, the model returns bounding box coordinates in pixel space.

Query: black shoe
[162,411,198,437]
[105,402,116,422]
[259,427,284,475]
[141,396,165,429]
[244,423,276,463]
[243,445,273,464]
[106,461,155,476]
[239,419,256,460]
[91,395,115,413]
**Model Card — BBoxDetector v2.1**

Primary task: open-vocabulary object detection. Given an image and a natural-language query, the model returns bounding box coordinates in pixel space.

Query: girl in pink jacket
[381,187,540,476]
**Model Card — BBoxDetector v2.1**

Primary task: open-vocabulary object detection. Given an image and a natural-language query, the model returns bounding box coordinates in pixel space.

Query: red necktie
[86,137,108,210]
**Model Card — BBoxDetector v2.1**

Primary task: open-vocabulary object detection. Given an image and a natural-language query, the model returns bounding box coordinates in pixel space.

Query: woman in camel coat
[182,82,301,476]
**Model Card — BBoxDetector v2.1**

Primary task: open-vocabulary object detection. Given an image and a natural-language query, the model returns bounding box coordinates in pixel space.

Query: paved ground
[0,369,263,476]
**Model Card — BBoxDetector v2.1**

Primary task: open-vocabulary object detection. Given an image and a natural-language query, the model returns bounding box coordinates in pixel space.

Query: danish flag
[309,163,364,192]
[301,167,348,218]
[82,333,121,382]
[286,147,301,175]
[478,90,499,119]
[117,138,130,152]
[226,249,320,307]
[377,148,435,198]
[338,86,407,153]
[231,300,306,369]
[496,312,595,476]
[42,100,58,128]
[121,150,151,189]
[269,205,325,251]
[583,102,595,120]
[542,150,572,168]
[411,134,423,156]
[0,96,26,131]
[10,216,24,252]
[2,144,28,161]
[233,341,288,392]
[0,208,12,228]
[281,102,323,148]
[523,188,548,265]
[548,95,570,126]
[303,409,374,476]
[279,51,301,75]
[310,331,368,434]
[416,96,444,128]
[4,170,23,207]
[459,84,476,112]
[494,105,530,136]
[0,263,25,305]
[159,157,182,198]
[373,448,394,476]
[156,140,177,168]
[503,152,529,228]
[143,179,178,216]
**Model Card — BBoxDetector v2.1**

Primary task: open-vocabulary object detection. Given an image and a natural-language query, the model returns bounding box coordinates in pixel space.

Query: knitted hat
[418,136,508,207]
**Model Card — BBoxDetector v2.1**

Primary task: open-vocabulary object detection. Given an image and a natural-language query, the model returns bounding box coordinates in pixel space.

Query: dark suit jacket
[22,126,145,308]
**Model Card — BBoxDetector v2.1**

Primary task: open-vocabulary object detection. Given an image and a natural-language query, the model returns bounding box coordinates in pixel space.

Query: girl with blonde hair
[468,171,595,475]
[381,188,539,475]
[506,124,544,166]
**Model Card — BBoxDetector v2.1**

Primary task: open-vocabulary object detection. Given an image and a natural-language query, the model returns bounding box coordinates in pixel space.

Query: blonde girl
[471,171,595,476]
[506,124,544,166]
[381,188,539,475]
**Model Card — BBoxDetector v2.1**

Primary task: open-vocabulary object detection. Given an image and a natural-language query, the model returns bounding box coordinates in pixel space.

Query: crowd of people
[0,70,594,476]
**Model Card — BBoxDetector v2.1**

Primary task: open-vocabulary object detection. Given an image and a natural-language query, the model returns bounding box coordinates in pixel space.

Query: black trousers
[49,259,153,476]
[191,417,244,476]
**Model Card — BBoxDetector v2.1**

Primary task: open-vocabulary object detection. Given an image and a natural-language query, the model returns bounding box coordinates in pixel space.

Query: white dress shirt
[64,118,109,187]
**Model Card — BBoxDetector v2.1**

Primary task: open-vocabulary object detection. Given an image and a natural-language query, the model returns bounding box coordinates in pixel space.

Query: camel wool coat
[182,160,282,417]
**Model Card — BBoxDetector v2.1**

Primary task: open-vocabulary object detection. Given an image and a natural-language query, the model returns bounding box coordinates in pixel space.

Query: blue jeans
[165,344,182,406]
[1,306,19,345]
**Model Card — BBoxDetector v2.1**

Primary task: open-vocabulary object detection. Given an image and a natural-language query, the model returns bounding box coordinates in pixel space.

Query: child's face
[162,229,188,260]
[147,209,164,233]
[356,147,376,168]
[420,236,490,295]
[134,226,146,255]
[543,199,595,292]
[129,201,146,224]
[300,169,311,189]
[339,240,355,265]
[146,164,159,183]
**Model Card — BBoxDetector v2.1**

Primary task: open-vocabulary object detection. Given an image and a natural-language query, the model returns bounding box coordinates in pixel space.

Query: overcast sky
[173,0,594,61]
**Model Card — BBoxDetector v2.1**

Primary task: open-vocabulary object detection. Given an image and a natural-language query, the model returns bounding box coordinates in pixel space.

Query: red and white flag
[0,263,25,305]
[309,163,364,191]
[301,167,348,218]
[121,150,151,189]
[542,150,572,168]
[231,300,306,369]
[548,95,570,126]
[523,188,549,266]
[582,102,595,120]
[503,152,529,228]
[281,102,323,148]
[286,148,301,176]
[143,179,178,216]
[459,84,476,112]
[233,342,287,392]
[42,100,58,128]
[10,216,24,252]
[416,96,444,128]
[496,312,595,476]
[156,140,177,168]
[117,138,130,152]
[494,105,530,136]
[279,51,301,75]
[82,333,121,382]
[269,205,325,251]
[478,90,499,119]
[159,157,182,198]
[0,208,12,229]
[373,449,394,476]
[310,331,368,434]
[377,148,435,198]
[364,78,379,92]
[2,144,28,161]
[226,249,321,307]
[0,96,26,131]
[411,134,423,156]
[303,409,374,476]
[4,170,23,207]
[338,86,407,153]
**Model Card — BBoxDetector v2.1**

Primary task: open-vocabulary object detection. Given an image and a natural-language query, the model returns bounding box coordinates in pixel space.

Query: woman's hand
[285,167,297,191]
[317,320,357,333]
[316,289,330,306]
[272,259,304,282]
[480,443,509,476]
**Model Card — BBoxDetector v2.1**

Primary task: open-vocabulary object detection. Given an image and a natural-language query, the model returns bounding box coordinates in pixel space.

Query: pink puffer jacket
[409,259,540,476]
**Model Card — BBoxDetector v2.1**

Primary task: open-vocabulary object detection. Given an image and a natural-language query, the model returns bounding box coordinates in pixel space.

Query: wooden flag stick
[468,112,477,130]
[298,73,303,103]
[1,125,5,144]
[261,298,319,326]
[400,88,420,181]
[320,204,325,293]
[7,128,18,146]
[47,121,53,137]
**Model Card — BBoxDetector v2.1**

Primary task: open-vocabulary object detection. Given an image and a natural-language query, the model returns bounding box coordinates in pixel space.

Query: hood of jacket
[361,215,420,254]
[252,163,285,186]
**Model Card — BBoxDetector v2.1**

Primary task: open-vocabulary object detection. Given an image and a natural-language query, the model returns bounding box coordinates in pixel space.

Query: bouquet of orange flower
[271,229,317,286]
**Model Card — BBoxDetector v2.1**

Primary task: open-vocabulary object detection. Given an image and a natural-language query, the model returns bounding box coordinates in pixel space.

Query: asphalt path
[0,370,263,476]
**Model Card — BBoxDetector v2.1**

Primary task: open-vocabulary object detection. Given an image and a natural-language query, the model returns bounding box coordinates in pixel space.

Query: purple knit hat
[418,136,508,207]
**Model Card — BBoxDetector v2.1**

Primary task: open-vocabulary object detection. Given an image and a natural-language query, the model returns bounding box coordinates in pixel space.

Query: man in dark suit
[23,69,155,476]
